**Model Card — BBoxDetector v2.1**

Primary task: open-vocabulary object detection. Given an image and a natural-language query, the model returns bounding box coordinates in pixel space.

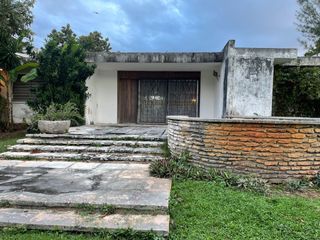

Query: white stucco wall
[200,69,220,119]
[85,63,222,124]
[225,56,274,117]
[86,66,118,124]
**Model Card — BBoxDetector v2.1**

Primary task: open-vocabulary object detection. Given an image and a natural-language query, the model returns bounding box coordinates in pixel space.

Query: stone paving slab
[68,125,167,138]
[0,160,171,211]
[17,138,164,147]
[26,134,167,141]
[0,151,164,162]
[9,144,162,154]
[0,208,169,236]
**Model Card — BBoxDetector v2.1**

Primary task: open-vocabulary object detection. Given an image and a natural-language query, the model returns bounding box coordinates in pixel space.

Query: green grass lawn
[0,135,319,240]
[170,180,320,240]
[0,131,25,153]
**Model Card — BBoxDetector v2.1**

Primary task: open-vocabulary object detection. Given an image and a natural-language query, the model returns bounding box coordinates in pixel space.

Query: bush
[27,102,84,133]
[27,25,96,117]
[285,179,313,192]
[150,152,271,194]
[315,172,320,188]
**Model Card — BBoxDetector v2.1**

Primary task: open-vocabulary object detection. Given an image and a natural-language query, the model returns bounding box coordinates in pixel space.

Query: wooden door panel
[118,78,138,123]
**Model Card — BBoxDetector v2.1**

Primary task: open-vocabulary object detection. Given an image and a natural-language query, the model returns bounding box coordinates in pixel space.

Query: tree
[28,25,96,117]
[79,31,111,52]
[0,0,37,126]
[0,0,35,39]
[297,0,320,56]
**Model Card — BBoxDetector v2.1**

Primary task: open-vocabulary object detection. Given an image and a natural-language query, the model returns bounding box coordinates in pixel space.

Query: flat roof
[86,52,224,64]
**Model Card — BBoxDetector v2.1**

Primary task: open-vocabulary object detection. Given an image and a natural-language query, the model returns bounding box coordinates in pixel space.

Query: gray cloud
[32,0,303,54]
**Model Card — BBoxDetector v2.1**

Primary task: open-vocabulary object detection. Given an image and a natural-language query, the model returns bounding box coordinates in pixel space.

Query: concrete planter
[38,120,71,134]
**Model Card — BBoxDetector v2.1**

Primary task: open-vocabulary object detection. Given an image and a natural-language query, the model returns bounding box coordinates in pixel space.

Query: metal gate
[138,79,199,123]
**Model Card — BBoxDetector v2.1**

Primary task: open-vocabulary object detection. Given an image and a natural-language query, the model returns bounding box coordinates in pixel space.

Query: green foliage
[150,152,270,194]
[27,102,83,133]
[0,0,37,127]
[313,172,320,187]
[160,140,171,158]
[0,0,35,39]
[0,132,25,152]
[297,0,320,56]
[0,0,35,71]
[9,62,38,82]
[28,24,96,117]
[285,179,313,192]
[20,68,37,83]
[273,66,320,117]
[79,31,112,52]
[33,102,84,125]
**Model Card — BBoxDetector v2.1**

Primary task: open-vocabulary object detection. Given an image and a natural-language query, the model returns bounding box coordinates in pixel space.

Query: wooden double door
[118,71,200,124]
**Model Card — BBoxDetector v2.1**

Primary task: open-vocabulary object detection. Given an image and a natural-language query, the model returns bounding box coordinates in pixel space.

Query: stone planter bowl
[38,120,71,134]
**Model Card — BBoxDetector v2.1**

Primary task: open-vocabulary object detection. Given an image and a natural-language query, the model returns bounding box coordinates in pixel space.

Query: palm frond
[21,68,37,83]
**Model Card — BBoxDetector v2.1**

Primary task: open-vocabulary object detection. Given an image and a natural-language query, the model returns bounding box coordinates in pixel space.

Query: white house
[13,40,307,124]
[84,40,297,124]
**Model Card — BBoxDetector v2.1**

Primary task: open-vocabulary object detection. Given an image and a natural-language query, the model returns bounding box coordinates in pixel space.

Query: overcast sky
[32,0,304,54]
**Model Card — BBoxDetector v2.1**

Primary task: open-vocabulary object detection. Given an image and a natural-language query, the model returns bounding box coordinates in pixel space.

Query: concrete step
[0,151,164,162]
[0,208,169,236]
[17,138,163,148]
[0,160,171,211]
[26,133,166,141]
[8,144,162,155]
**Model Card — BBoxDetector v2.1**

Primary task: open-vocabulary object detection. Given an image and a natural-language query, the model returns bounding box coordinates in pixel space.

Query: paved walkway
[0,160,170,210]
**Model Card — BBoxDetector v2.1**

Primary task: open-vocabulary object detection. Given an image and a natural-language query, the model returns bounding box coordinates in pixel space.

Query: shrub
[37,102,84,125]
[236,177,270,194]
[285,179,313,192]
[150,152,271,194]
[314,172,320,188]
[27,102,84,133]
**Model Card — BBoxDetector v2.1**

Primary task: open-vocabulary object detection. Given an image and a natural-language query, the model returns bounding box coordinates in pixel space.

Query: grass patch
[169,180,320,240]
[0,132,25,153]
[0,228,162,240]
[74,203,116,216]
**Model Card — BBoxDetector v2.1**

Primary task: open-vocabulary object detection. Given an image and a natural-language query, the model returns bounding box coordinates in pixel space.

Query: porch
[85,52,224,125]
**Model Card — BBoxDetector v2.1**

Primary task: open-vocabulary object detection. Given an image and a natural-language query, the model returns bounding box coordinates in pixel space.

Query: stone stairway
[0,128,166,162]
[0,125,170,236]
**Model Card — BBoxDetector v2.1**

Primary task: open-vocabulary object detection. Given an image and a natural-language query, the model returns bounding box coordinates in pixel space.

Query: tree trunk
[0,70,12,129]
[8,80,13,125]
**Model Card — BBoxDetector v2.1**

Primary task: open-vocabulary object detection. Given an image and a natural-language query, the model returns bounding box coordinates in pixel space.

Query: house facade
[13,40,315,124]
[84,40,298,125]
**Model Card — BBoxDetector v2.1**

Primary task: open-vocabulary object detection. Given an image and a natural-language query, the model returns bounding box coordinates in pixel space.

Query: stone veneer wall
[167,116,320,183]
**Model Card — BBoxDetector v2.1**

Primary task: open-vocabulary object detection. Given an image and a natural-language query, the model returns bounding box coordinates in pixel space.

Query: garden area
[0,136,319,240]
